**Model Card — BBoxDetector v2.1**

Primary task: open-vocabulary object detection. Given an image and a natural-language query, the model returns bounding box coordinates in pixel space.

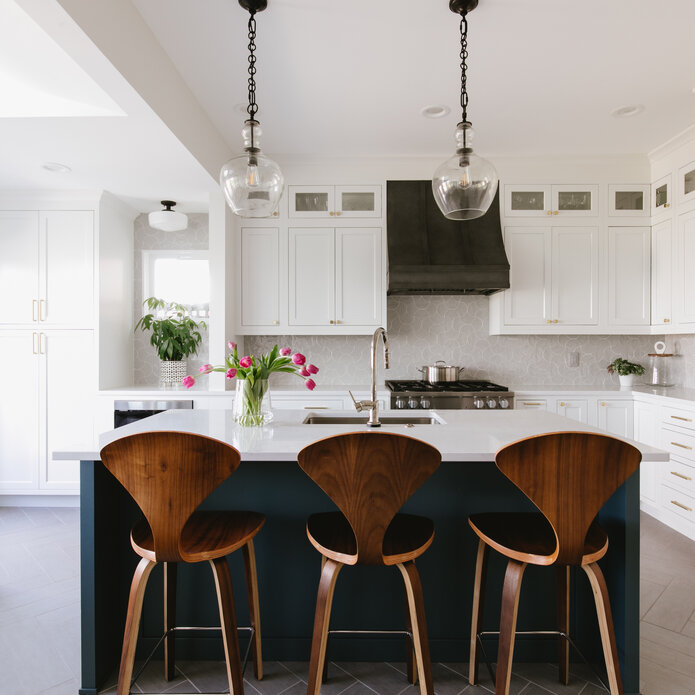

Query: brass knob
[546,210,552,215]
[273,320,279,325]
[553,210,559,215]
[546,319,552,324]
[329,211,335,216]
[601,402,606,407]
[665,318,671,323]
[336,211,342,216]
[553,319,559,323]
[273,211,278,217]
[665,203,671,208]
[329,320,334,324]
[560,402,565,407]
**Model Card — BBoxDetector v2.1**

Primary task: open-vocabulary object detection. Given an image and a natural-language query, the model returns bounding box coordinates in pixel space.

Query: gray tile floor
[0,506,693,694]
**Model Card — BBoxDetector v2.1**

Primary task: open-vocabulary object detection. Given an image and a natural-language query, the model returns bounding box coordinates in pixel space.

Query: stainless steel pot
[418,360,464,383]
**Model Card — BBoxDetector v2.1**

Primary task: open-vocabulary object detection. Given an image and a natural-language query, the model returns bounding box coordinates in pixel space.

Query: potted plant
[607,357,645,388]
[135,297,207,386]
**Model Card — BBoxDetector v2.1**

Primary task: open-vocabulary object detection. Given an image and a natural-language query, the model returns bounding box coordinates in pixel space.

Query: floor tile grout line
[331,662,381,695]
[173,663,203,694]
[277,660,309,685]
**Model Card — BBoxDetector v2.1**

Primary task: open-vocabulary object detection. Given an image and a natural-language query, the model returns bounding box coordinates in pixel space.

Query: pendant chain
[247,12,258,122]
[460,14,469,124]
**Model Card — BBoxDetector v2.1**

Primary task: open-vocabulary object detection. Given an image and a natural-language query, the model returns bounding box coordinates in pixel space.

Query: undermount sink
[302,414,443,425]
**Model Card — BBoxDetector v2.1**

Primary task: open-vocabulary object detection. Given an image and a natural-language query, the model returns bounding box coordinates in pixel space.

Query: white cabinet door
[678,160,695,208]
[288,186,335,218]
[503,227,551,325]
[608,185,649,217]
[552,226,598,325]
[335,228,381,326]
[652,174,672,217]
[335,186,382,218]
[652,219,673,327]
[556,399,589,423]
[551,185,598,217]
[504,185,552,217]
[0,211,39,326]
[240,227,280,328]
[634,402,661,504]
[41,330,94,489]
[607,226,650,326]
[0,332,40,490]
[679,210,695,324]
[597,399,634,438]
[289,228,335,326]
[41,211,94,327]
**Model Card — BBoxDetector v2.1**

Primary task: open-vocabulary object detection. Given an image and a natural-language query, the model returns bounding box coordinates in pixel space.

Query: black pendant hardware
[449,0,478,15]
[238,0,267,12]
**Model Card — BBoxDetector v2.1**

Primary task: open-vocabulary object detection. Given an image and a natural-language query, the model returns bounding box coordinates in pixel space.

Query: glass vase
[233,378,273,427]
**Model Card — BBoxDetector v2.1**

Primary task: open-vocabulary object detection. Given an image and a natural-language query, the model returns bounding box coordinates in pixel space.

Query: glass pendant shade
[433,123,498,221]
[220,120,284,218]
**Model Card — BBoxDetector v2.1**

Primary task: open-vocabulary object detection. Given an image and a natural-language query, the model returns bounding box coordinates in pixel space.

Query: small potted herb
[135,297,207,386]
[607,357,645,388]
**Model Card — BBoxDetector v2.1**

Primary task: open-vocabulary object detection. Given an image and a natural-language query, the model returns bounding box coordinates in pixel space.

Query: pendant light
[220,0,284,218]
[432,0,498,221]
[148,201,188,232]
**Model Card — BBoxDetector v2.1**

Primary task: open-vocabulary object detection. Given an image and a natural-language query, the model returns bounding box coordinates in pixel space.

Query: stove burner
[386,380,509,393]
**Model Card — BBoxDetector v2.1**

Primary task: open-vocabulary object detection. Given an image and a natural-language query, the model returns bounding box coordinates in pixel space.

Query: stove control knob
[395,398,407,409]
[498,398,510,409]
[487,398,498,409]
[473,398,485,409]
[408,398,419,409]
[420,398,431,409]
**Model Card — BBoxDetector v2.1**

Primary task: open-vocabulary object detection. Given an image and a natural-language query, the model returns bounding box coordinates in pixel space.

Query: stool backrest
[297,432,441,565]
[495,431,641,565]
[101,431,241,562]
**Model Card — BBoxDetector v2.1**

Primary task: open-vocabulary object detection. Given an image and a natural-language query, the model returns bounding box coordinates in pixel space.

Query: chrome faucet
[349,327,390,427]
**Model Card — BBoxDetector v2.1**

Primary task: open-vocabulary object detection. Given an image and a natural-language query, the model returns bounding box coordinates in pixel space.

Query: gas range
[386,380,514,410]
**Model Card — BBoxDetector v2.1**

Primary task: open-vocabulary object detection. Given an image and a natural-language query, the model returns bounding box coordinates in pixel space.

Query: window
[142,250,209,317]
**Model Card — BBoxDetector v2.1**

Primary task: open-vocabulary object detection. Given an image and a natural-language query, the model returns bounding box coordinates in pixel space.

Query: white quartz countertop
[57,408,667,463]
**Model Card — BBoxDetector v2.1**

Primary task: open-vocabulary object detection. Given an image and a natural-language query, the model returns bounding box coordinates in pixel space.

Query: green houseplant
[607,357,645,388]
[135,297,207,385]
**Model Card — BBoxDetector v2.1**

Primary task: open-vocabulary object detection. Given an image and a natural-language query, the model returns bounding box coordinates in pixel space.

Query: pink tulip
[307,364,319,374]
[199,364,212,374]
[305,378,316,390]
[182,375,195,389]
[226,368,237,380]
[227,341,236,351]
[292,352,306,365]
[280,347,292,356]
[299,367,310,377]
[239,356,253,368]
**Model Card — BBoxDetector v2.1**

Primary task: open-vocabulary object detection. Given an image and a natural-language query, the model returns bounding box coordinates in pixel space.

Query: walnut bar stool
[100,431,265,695]
[298,432,441,695]
[468,432,641,695]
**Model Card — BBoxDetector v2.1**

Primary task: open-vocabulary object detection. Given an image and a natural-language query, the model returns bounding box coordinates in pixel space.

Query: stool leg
[398,561,434,695]
[164,562,177,681]
[307,558,342,695]
[469,539,489,685]
[495,559,526,695]
[582,562,624,695]
[404,579,416,685]
[557,565,570,685]
[242,540,263,680]
[209,557,244,695]
[118,558,156,695]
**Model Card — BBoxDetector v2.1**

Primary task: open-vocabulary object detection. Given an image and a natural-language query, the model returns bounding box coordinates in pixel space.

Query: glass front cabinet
[505,184,597,217]
[678,162,695,208]
[289,185,382,218]
[652,174,671,217]
[608,184,650,217]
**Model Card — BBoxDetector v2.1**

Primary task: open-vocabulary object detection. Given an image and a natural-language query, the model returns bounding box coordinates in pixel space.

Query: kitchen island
[67,409,667,695]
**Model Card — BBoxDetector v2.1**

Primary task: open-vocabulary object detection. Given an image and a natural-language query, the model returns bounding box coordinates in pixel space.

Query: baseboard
[0,494,79,507]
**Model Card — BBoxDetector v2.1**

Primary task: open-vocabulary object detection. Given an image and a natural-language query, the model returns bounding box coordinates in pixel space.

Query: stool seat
[131,510,266,563]
[468,512,608,567]
[307,511,435,566]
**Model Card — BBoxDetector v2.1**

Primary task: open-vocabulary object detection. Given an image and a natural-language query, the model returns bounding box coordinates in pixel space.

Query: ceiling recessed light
[611,104,645,118]
[421,104,450,119]
[41,162,72,173]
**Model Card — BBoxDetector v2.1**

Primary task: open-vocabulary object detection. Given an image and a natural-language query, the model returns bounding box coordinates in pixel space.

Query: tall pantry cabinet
[0,194,135,498]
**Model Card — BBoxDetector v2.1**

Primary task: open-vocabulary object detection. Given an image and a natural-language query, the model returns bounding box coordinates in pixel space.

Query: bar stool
[100,431,265,695]
[468,431,641,695]
[297,431,441,695]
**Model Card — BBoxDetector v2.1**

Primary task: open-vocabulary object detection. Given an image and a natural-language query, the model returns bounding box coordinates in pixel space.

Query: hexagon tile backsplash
[246,296,672,389]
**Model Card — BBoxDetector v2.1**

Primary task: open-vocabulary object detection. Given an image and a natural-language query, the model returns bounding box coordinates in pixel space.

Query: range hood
[386,181,509,295]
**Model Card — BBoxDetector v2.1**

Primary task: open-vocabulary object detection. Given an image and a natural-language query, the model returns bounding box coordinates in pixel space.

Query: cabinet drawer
[663,457,695,496]
[663,427,695,462]
[272,397,345,411]
[663,406,695,432]
[660,483,695,524]
[516,399,548,410]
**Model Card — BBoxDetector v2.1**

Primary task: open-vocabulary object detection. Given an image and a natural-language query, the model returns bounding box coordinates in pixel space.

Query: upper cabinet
[652,174,672,217]
[608,185,650,217]
[504,184,598,217]
[0,210,94,328]
[288,185,382,218]
[607,226,650,326]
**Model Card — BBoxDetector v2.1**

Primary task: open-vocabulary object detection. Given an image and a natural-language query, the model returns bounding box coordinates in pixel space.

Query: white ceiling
[131,0,695,158]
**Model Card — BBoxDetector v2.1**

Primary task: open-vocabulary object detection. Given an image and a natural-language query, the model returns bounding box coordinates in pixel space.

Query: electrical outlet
[567,351,580,368]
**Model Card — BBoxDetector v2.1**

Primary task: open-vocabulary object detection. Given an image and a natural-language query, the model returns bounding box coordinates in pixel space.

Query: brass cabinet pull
[671,500,693,512]
[329,320,334,325]
[329,211,335,216]
[336,211,342,216]
[32,332,38,355]
[671,415,692,422]
[553,210,559,215]
[546,210,552,215]
[32,299,38,322]
[671,442,693,450]
[39,299,46,321]
[39,332,45,355]
[336,319,342,324]
[303,406,330,409]
[553,319,559,323]
[273,320,279,325]
[546,319,552,324]
[665,203,671,208]
[559,402,565,407]
[522,402,542,406]
[671,471,693,481]
[664,318,671,323]
[272,211,278,217]
[601,402,607,407]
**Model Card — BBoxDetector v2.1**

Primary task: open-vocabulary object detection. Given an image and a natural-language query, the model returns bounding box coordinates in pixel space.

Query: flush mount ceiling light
[432,0,498,221]
[421,104,451,119]
[611,104,645,118]
[220,0,284,218]
[148,201,188,232]
[42,162,71,173]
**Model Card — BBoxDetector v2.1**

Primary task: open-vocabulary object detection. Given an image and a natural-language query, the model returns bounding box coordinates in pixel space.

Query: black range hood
[386,180,509,295]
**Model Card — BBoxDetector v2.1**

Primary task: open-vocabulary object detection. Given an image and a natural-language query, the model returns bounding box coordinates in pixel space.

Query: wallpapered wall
[133,212,209,386]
